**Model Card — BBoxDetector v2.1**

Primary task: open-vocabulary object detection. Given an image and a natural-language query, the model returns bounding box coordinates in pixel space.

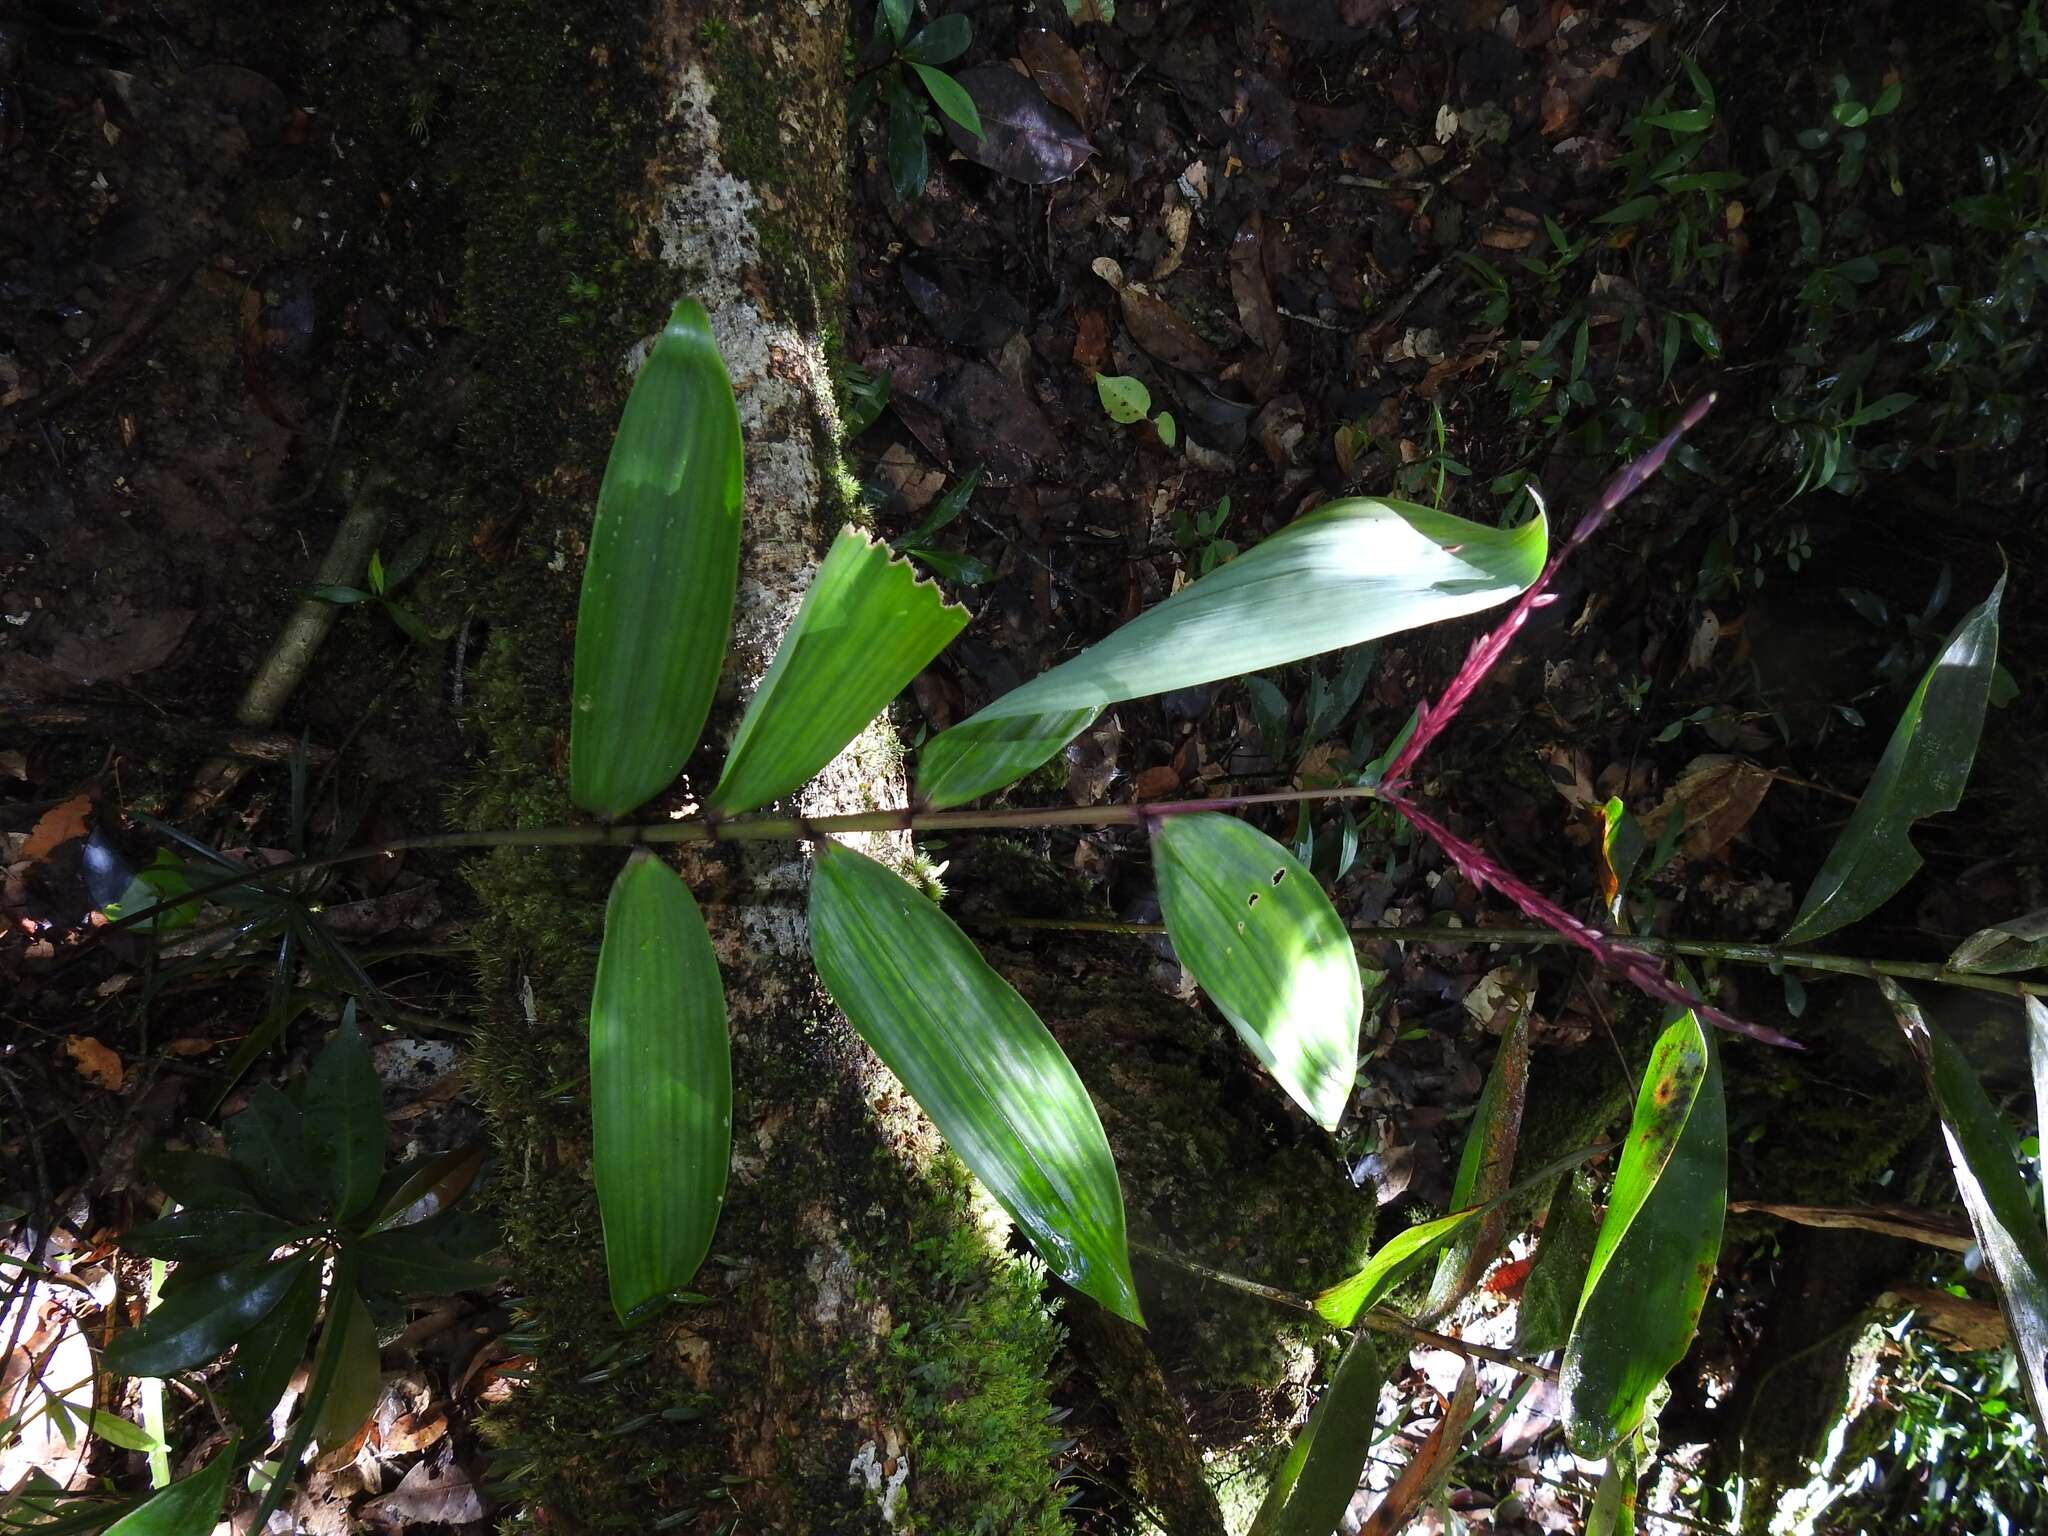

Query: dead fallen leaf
[0,750,25,781]
[1538,744,1598,810]
[165,1037,215,1057]
[360,1449,485,1529]
[1114,281,1224,376]
[1358,1360,1479,1536]
[1072,308,1111,372]
[65,1035,124,1091]
[1018,26,1099,128]
[943,65,1093,185]
[21,794,92,862]
[1640,755,1773,857]
[1130,765,1181,801]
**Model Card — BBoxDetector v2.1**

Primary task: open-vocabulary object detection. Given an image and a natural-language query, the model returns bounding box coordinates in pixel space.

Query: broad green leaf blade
[916,499,1547,807]
[1785,578,2004,942]
[1357,1361,1479,1536]
[569,299,744,817]
[1247,1332,1385,1536]
[809,842,1141,1322]
[1423,998,1532,1321]
[1585,1431,1643,1536]
[1315,1207,1475,1326]
[224,1086,321,1219]
[1949,908,2048,975]
[219,1258,321,1434]
[591,852,730,1325]
[1561,1008,1726,1455]
[102,1441,239,1536]
[911,61,982,138]
[708,527,968,815]
[368,1143,485,1233]
[1153,814,1361,1130]
[307,1288,380,1455]
[900,13,970,64]
[1883,980,2048,1427]
[1515,1171,1597,1356]
[358,1209,501,1295]
[104,1254,314,1378]
[120,1207,305,1263]
[302,1008,384,1222]
[913,705,1102,809]
[1094,373,1152,422]
[138,1149,260,1212]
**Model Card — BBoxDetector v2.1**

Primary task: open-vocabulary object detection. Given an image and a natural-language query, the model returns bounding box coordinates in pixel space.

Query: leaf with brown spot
[1421,996,1532,1322]
[22,794,92,862]
[1638,755,1772,858]
[65,1035,124,1090]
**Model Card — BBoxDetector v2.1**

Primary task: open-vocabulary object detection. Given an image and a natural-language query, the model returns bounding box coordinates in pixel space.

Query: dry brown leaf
[361,1450,485,1529]
[22,794,92,862]
[65,1035,124,1091]
[1130,765,1181,802]
[1640,755,1772,857]
[1358,1360,1479,1536]
[1537,744,1597,810]
[165,1037,216,1057]
[0,750,26,781]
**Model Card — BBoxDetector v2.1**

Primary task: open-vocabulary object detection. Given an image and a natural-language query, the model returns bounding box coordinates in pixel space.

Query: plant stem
[97,784,1386,937]
[1129,1241,1556,1383]
[975,916,2048,1002]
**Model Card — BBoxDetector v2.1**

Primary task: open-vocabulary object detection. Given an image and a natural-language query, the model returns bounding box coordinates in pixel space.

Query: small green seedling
[894,463,993,586]
[1172,494,1236,576]
[855,6,986,202]
[1094,373,1177,448]
[312,535,454,645]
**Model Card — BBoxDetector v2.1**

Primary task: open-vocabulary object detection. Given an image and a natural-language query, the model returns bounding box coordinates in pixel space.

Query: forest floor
[3,0,2044,1533]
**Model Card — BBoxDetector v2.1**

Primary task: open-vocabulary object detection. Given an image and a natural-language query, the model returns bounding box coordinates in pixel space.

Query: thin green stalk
[978,916,2048,1002]
[96,784,1387,939]
[1129,1240,1555,1383]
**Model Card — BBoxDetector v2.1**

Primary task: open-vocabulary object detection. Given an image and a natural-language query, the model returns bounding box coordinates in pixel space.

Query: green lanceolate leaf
[591,852,730,1324]
[1423,997,1532,1322]
[1315,1206,1477,1327]
[1516,1171,1597,1356]
[224,1086,321,1219]
[307,1288,380,1454]
[916,499,1547,807]
[912,705,1103,810]
[911,62,982,138]
[1561,1008,1725,1455]
[1785,578,2004,943]
[569,299,744,818]
[809,842,1140,1322]
[84,1412,161,1453]
[1585,1429,1643,1536]
[302,1006,384,1223]
[102,1440,239,1536]
[120,1207,305,1264]
[219,1258,322,1434]
[1883,981,2048,1427]
[368,1144,485,1233]
[1247,1331,1384,1536]
[104,1253,315,1378]
[709,527,967,815]
[1152,813,1361,1130]
[139,1149,260,1211]
[1949,908,2048,975]
[358,1208,502,1295]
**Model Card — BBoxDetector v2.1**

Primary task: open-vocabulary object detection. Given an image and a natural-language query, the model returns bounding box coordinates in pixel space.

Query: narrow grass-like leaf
[709,527,968,815]
[1882,980,2048,1427]
[1785,578,2003,942]
[916,499,1547,806]
[1153,813,1361,1130]
[1561,1008,1725,1455]
[104,1254,313,1378]
[1247,1331,1384,1536]
[809,842,1141,1322]
[569,299,744,817]
[302,1006,384,1223]
[591,852,730,1325]
[1357,1360,1478,1536]
[1423,998,1532,1321]
[1949,908,2048,975]
[1516,1171,1596,1356]
[102,1440,239,1536]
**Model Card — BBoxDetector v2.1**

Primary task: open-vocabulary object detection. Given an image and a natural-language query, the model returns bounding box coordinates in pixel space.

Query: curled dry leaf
[21,793,92,862]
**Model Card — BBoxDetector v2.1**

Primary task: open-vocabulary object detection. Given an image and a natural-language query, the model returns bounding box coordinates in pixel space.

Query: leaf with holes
[1153,814,1361,1130]
[917,499,1546,806]
[569,300,744,817]
[1561,1007,1725,1455]
[709,527,967,816]
[809,842,1139,1322]
[591,852,730,1325]
[1785,579,2003,943]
